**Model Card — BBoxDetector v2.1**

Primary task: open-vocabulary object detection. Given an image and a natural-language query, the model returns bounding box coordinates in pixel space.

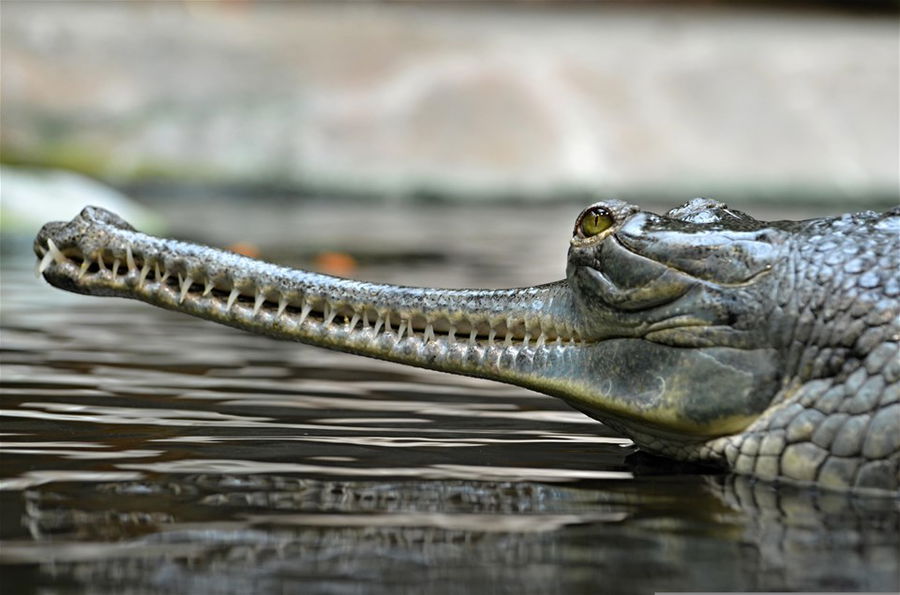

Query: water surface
[2,202,897,594]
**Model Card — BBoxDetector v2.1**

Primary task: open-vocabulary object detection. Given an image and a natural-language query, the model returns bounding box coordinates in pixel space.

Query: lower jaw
[39,257,591,393]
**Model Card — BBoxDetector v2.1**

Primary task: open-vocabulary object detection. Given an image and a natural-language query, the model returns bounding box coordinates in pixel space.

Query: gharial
[34,199,900,493]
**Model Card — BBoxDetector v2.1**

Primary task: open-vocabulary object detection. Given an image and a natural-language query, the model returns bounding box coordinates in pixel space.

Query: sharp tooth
[384,315,392,333]
[126,246,136,270]
[179,275,193,303]
[253,292,265,316]
[468,328,477,346]
[47,239,67,264]
[536,333,546,348]
[227,288,240,310]
[523,333,530,348]
[448,325,456,342]
[504,333,513,347]
[37,251,55,275]
[159,266,170,284]
[154,262,161,281]
[556,337,563,346]
[299,302,312,324]
[277,298,288,317]
[111,259,120,281]
[203,280,214,296]
[348,313,360,330]
[79,259,91,279]
[541,319,556,337]
[488,328,496,345]
[324,303,337,325]
[424,323,435,343]
[139,262,151,285]
[97,253,107,271]
[373,316,384,335]
[362,311,370,328]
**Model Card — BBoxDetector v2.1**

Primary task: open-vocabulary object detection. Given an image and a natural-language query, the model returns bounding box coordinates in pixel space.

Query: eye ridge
[576,206,615,238]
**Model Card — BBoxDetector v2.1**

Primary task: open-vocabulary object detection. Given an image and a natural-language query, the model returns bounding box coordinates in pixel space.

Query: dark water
[2,202,898,594]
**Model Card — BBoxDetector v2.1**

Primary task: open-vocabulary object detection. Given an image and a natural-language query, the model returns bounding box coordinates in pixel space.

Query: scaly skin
[34,199,900,493]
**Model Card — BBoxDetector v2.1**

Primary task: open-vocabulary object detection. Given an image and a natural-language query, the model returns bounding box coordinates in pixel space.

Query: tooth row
[42,241,584,348]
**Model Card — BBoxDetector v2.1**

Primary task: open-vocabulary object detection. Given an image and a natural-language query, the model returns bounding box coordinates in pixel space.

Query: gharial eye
[576,206,615,238]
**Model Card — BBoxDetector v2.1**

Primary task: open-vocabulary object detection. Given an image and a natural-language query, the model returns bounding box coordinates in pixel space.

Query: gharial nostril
[78,206,136,231]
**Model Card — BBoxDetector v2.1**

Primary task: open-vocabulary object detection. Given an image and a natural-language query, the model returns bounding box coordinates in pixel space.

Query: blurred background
[1,0,898,261]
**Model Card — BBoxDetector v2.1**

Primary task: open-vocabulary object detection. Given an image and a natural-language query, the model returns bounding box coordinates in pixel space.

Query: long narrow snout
[35,206,591,396]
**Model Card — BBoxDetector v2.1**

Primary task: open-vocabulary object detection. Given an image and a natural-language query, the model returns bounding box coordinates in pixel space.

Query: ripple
[0,470,144,491]
[241,511,629,532]
[117,458,634,483]
[151,434,633,449]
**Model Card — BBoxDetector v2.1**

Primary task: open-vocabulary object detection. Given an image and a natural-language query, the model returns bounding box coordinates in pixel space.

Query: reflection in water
[3,473,897,594]
[1,204,898,594]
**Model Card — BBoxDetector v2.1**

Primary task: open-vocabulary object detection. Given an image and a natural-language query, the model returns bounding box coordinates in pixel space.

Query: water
[2,201,898,594]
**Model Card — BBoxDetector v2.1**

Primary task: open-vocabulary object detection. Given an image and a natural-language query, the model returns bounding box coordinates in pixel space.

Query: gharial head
[566,198,786,340]
[34,199,797,455]
[553,198,792,445]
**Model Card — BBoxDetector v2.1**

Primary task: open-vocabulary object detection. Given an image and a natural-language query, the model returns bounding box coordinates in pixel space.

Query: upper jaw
[34,207,590,354]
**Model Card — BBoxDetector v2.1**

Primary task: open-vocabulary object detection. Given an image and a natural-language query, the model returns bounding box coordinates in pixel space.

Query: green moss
[1,144,111,179]
[1,143,234,186]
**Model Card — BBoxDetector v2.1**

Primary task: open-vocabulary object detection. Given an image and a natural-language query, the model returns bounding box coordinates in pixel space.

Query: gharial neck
[768,212,899,387]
